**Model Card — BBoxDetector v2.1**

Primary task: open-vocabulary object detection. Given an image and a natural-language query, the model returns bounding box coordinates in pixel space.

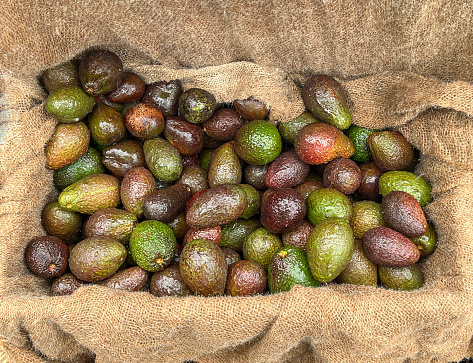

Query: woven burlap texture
[2,0,473,362]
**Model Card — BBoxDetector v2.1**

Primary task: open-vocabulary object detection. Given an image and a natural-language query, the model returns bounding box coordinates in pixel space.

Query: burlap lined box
[2,1,473,362]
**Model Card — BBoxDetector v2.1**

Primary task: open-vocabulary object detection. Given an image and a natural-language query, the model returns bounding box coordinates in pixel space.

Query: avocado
[278,111,319,144]
[166,212,189,242]
[177,165,209,195]
[234,119,282,165]
[88,103,126,146]
[368,131,414,171]
[129,220,177,272]
[143,184,192,223]
[25,236,69,278]
[102,140,146,177]
[306,188,353,226]
[42,60,80,93]
[322,157,361,195]
[208,141,242,187]
[233,97,269,121]
[58,174,120,215]
[295,122,354,165]
[125,102,165,140]
[244,164,269,190]
[347,125,378,163]
[150,264,193,297]
[45,86,95,123]
[100,266,148,291]
[143,138,183,182]
[268,246,320,293]
[282,219,314,251]
[107,72,146,103]
[265,151,310,189]
[350,201,385,239]
[220,218,261,252]
[357,162,383,201]
[242,227,283,270]
[378,171,432,207]
[302,75,351,130]
[383,188,426,231]
[306,217,354,282]
[53,147,105,190]
[120,167,156,219]
[238,184,260,219]
[142,79,183,116]
[260,188,306,234]
[51,273,86,296]
[362,226,421,267]
[83,208,138,244]
[163,116,205,156]
[183,226,222,247]
[409,222,437,257]
[199,148,215,172]
[203,108,245,141]
[186,184,247,228]
[69,237,127,282]
[381,191,428,237]
[225,260,267,296]
[378,264,424,290]
[79,49,124,96]
[179,239,227,296]
[336,239,377,286]
[94,93,125,113]
[179,88,217,124]
[221,247,241,266]
[41,201,82,244]
[45,122,90,170]
[294,180,324,201]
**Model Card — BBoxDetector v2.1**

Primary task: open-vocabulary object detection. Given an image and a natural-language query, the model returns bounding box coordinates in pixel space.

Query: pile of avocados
[26,48,436,297]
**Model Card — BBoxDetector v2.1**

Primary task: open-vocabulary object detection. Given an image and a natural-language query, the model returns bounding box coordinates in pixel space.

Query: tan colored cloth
[2,0,473,362]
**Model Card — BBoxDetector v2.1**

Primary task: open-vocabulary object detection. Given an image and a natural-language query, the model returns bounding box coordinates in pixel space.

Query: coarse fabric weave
[1,1,473,362]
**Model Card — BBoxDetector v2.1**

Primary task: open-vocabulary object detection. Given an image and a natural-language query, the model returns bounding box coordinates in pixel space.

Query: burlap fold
[2,1,473,362]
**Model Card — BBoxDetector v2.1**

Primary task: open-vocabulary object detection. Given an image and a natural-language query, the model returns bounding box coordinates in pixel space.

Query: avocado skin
[128,220,177,272]
[302,75,351,130]
[378,171,432,207]
[69,237,127,282]
[46,86,95,123]
[336,239,378,286]
[100,266,148,292]
[179,239,227,296]
[268,246,319,293]
[45,122,90,170]
[378,264,424,290]
[58,174,120,215]
[53,147,105,190]
[143,79,183,116]
[150,264,193,297]
[79,49,124,96]
[220,219,261,252]
[178,88,217,124]
[362,226,421,267]
[143,184,192,223]
[143,138,183,182]
[225,260,267,296]
[83,208,138,244]
[42,60,80,93]
[306,217,354,282]
[186,184,247,229]
[41,201,82,244]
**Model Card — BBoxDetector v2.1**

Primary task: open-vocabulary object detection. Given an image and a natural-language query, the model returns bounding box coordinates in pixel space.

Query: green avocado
[268,246,320,293]
[306,217,354,282]
[46,85,95,123]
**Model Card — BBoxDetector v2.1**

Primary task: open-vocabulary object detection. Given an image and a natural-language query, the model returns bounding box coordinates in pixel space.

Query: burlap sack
[2,1,473,362]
